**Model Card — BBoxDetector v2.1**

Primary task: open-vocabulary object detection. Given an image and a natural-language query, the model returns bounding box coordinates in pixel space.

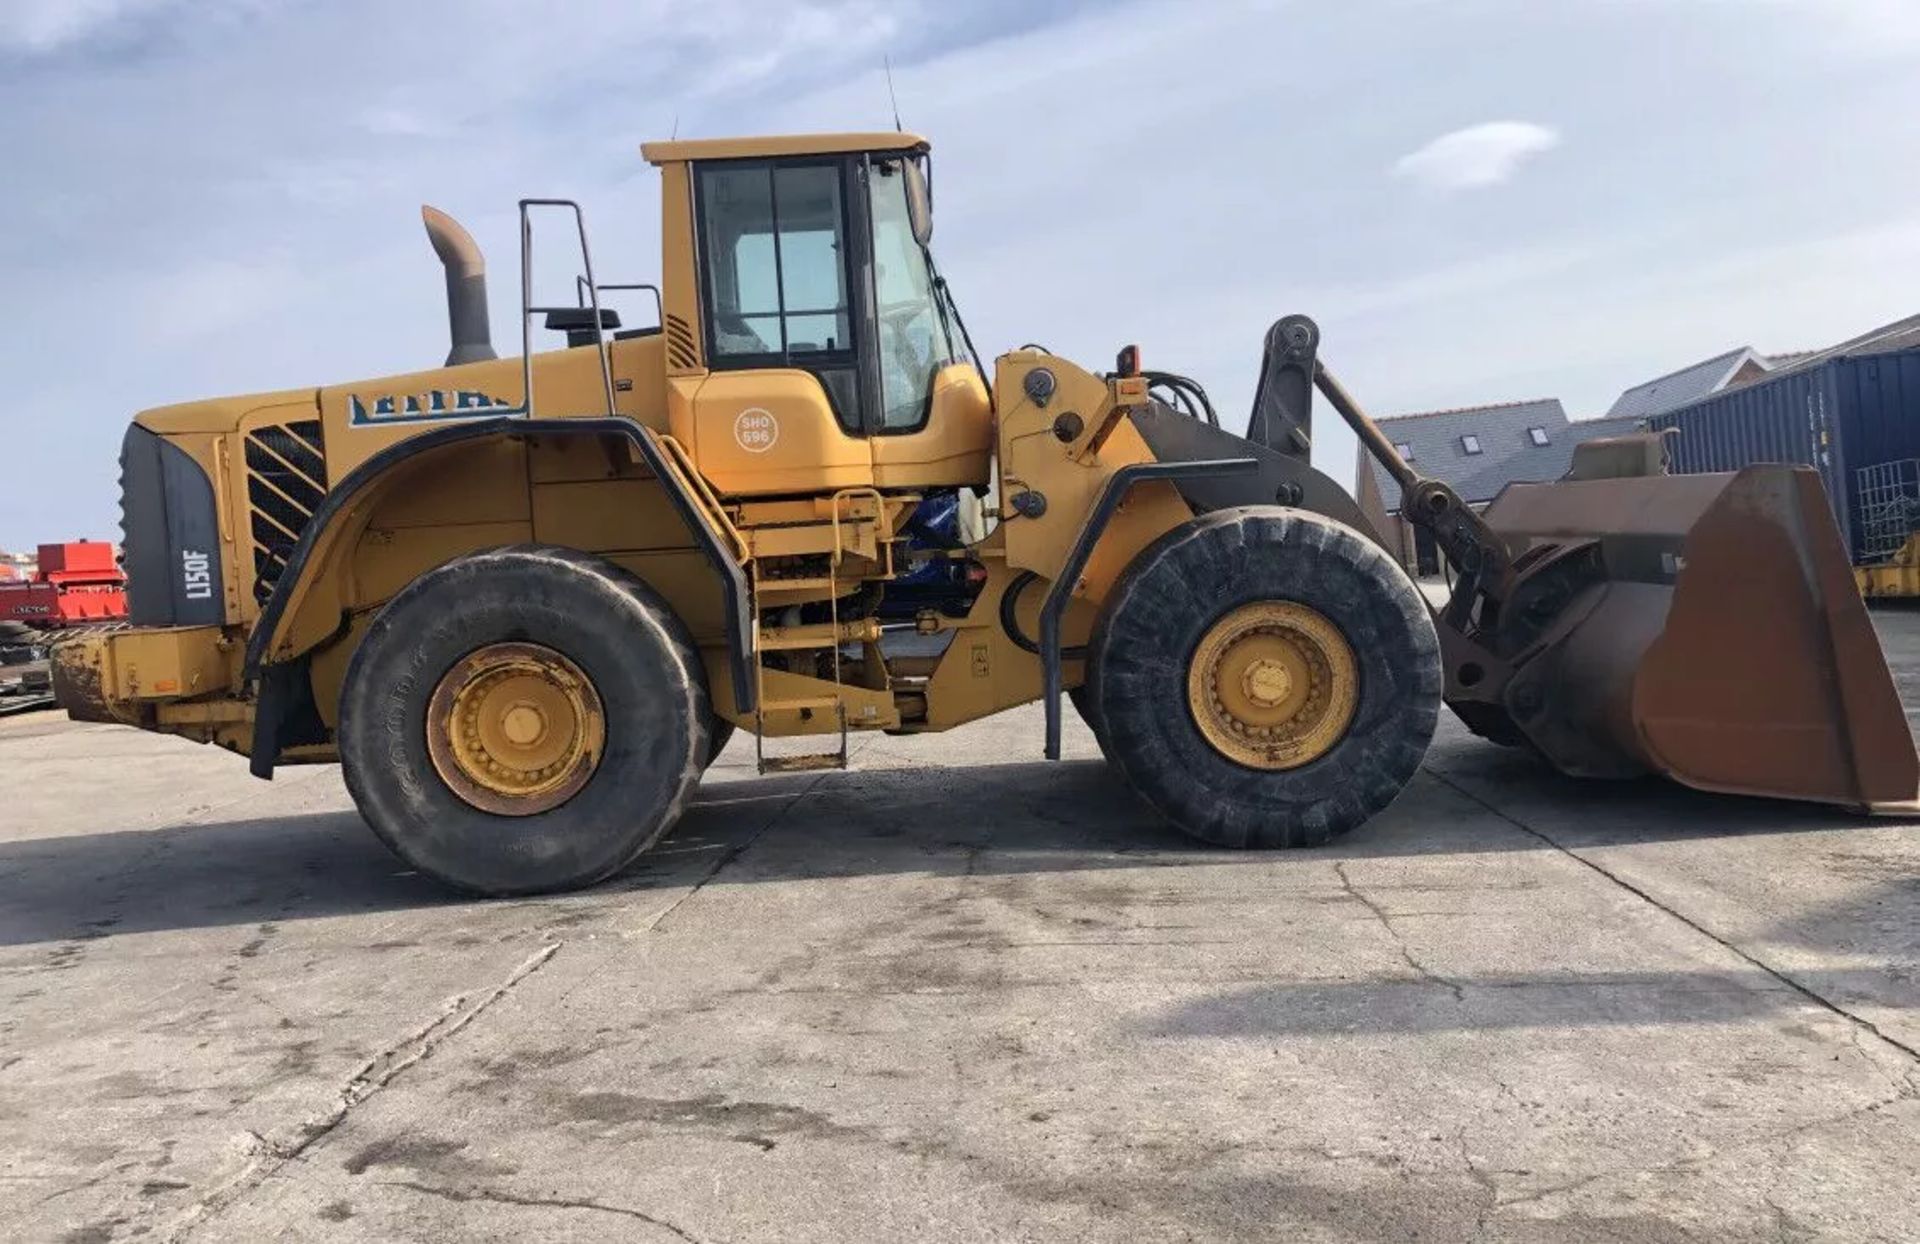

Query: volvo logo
[348,390,517,426]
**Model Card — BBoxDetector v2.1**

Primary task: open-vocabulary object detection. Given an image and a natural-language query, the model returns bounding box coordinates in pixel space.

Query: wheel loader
[56,131,1918,895]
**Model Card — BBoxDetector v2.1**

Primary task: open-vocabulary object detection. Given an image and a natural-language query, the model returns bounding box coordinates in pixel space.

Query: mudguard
[1127,402,1384,548]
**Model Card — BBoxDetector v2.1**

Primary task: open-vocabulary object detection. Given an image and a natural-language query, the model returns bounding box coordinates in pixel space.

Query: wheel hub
[1187,601,1359,770]
[426,642,606,815]
[501,702,547,746]
[1241,658,1295,708]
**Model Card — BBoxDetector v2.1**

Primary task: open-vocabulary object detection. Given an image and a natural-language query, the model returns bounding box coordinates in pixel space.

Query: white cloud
[1703,0,1920,56]
[680,2,901,100]
[1392,121,1562,192]
[357,107,447,139]
[4,0,1920,539]
[0,0,297,57]
[128,253,308,346]
[0,0,171,52]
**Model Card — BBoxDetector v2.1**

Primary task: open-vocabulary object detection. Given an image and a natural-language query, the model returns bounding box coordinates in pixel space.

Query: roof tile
[1604,348,1758,420]
[1360,400,1639,511]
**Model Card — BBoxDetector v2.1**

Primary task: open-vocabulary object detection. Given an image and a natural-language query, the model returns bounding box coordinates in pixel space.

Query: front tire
[1087,507,1440,848]
[338,544,710,896]
[1067,683,1107,755]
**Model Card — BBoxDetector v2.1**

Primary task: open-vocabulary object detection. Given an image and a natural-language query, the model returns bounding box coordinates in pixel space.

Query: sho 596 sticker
[733,407,778,453]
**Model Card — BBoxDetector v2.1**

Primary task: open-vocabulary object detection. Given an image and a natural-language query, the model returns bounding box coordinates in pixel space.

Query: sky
[3,0,1918,543]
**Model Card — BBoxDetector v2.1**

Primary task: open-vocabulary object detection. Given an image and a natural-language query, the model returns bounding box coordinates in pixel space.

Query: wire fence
[1856,458,1920,563]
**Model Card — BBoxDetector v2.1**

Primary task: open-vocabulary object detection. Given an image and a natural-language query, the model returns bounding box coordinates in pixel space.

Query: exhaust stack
[421,205,496,366]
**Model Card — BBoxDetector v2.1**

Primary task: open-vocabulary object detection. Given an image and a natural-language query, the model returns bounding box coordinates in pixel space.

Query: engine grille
[244,420,326,606]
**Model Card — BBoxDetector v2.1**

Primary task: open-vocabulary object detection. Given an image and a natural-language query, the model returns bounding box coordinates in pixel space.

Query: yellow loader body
[55,129,1914,896]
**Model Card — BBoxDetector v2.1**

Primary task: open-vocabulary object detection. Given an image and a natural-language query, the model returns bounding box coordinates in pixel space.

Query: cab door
[684,157,874,496]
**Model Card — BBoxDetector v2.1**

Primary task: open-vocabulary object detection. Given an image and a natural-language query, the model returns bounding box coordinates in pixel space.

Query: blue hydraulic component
[878,491,979,619]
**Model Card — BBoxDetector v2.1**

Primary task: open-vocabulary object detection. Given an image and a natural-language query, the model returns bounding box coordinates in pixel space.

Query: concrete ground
[3,616,1918,1243]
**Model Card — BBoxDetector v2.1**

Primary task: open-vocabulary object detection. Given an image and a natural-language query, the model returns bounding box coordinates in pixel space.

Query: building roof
[1604,347,1767,421]
[641,132,929,164]
[1360,399,1639,512]
[1763,311,1920,378]
[1605,312,1920,423]
[1450,415,1642,502]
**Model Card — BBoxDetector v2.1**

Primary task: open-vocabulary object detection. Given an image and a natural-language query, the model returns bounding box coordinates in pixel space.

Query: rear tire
[1087,507,1439,848]
[338,544,710,896]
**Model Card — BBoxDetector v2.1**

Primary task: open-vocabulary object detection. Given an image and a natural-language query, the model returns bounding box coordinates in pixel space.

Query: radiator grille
[244,420,326,606]
[665,312,699,369]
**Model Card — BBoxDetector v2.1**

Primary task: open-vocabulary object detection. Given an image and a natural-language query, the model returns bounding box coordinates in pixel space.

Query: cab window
[870,157,955,431]
[696,160,860,427]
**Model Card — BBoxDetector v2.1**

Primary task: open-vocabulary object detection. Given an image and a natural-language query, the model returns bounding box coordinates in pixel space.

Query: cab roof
[641,132,929,165]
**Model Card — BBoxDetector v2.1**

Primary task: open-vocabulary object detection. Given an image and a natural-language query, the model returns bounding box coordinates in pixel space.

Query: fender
[245,416,755,776]
[1128,402,1383,547]
[1038,457,1258,760]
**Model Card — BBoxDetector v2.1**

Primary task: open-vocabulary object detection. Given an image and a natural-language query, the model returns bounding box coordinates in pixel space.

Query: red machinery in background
[0,542,128,632]
[1,542,125,712]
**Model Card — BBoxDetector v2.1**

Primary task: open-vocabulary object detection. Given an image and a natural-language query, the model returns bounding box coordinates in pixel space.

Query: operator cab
[643,134,992,496]
[695,150,950,435]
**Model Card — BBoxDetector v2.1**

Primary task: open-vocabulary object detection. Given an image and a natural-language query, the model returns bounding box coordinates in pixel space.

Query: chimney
[421,205,496,366]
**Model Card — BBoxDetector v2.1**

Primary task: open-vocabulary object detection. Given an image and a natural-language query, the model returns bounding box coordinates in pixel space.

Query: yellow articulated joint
[755,668,898,735]
[1186,601,1359,770]
[759,617,883,651]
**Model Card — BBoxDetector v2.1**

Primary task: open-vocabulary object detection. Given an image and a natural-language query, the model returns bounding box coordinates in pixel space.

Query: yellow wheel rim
[426,642,605,816]
[1186,601,1359,770]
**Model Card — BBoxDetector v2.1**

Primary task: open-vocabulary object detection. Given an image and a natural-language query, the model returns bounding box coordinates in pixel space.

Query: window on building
[1393,442,1414,460]
[1528,426,1550,446]
[1461,434,1483,455]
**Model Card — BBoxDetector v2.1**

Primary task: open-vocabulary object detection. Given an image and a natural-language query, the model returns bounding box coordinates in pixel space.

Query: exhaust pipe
[421,205,496,366]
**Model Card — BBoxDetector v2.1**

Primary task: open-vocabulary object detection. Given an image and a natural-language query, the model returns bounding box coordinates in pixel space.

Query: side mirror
[904,157,933,246]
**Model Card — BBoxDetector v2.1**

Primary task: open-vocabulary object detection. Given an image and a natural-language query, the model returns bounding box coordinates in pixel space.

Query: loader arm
[1230,311,1519,644]
[1317,368,1512,595]
[1309,358,1517,679]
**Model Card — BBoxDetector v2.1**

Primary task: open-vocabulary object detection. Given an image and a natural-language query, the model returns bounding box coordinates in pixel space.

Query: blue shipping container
[1647,346,1920,561]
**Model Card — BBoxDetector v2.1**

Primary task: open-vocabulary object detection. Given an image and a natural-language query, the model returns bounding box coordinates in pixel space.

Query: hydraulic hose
[931,270,992,410]
[1141,370,1219,427]
[999,570,1087,658]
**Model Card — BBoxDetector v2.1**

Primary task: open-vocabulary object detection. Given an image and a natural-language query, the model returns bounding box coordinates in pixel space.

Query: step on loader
[55,131,1919,894]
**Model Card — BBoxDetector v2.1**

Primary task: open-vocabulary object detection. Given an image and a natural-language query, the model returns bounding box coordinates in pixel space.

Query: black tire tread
[1087,507,1440,849]
[1067,683,1107,755]
[338,544,710,896]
